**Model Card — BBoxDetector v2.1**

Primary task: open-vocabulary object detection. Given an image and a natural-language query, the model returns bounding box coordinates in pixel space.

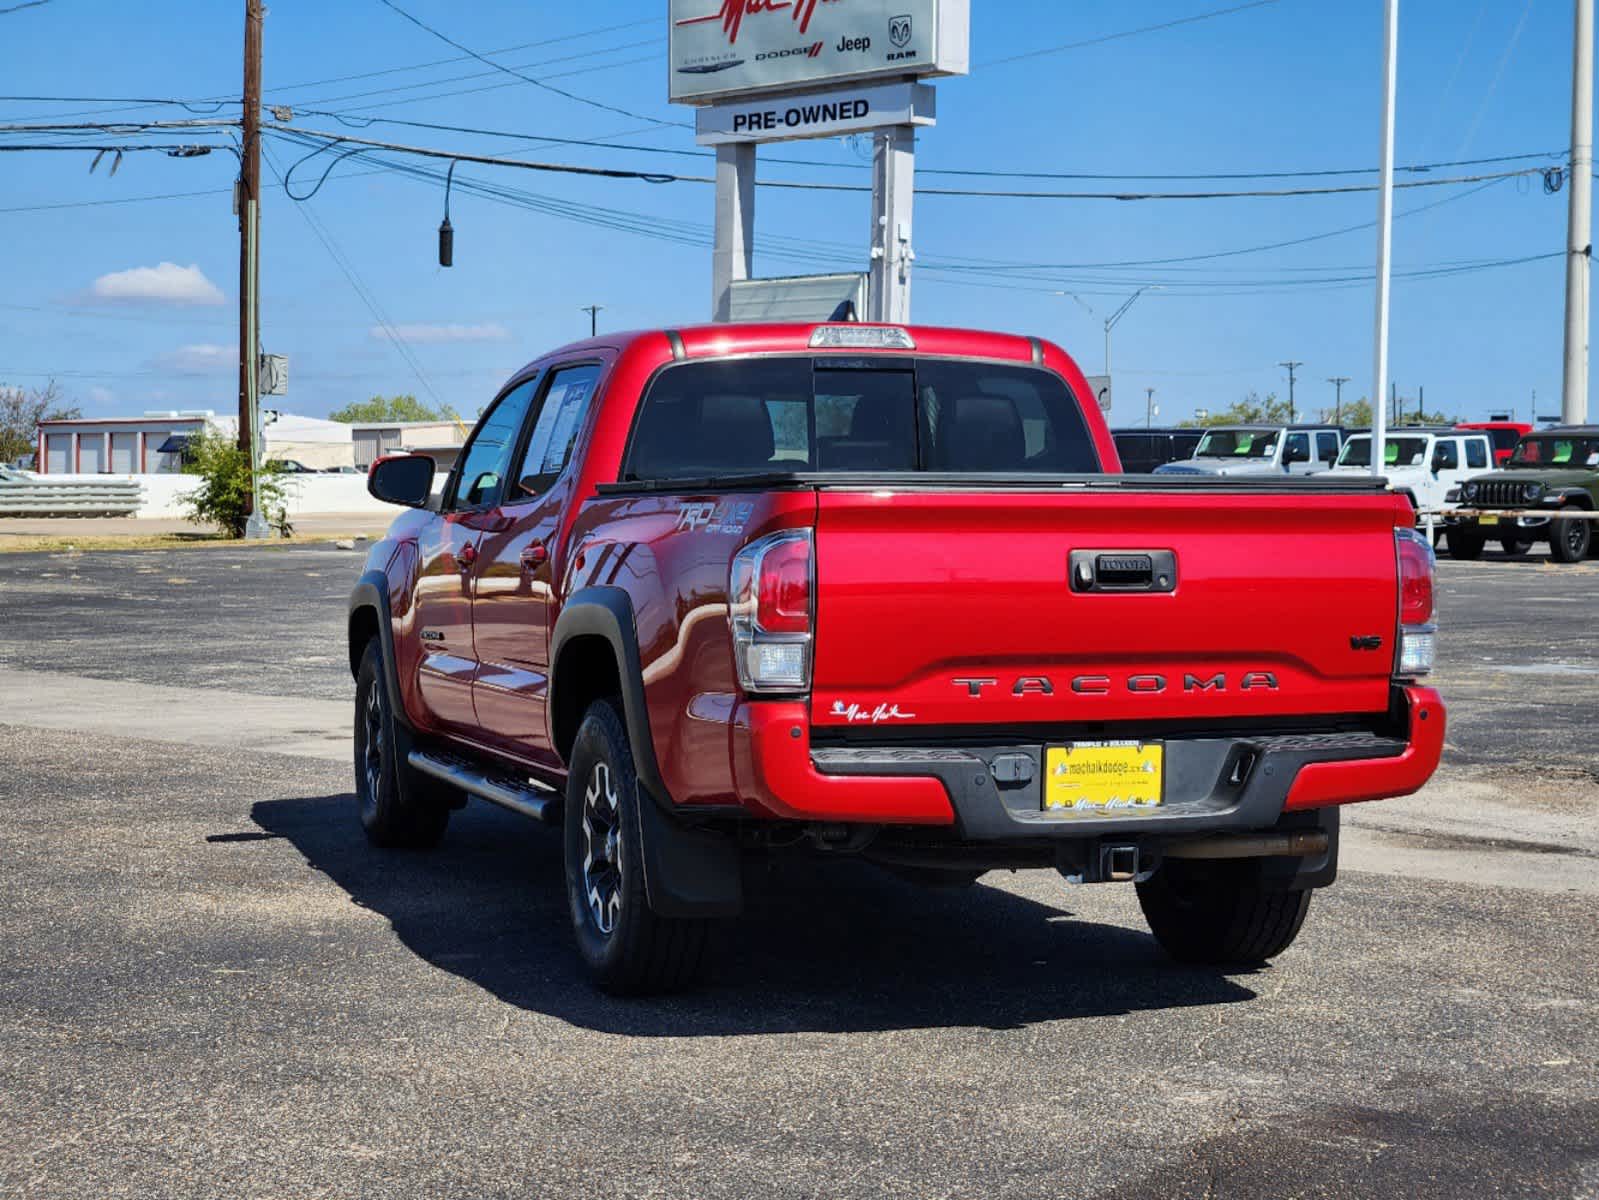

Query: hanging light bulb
[438,159,457,268]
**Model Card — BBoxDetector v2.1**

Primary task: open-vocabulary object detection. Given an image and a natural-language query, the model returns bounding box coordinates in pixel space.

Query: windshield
[1336,436,1429,469]
[1193,429,1279,459]
[1507,435,1599,469]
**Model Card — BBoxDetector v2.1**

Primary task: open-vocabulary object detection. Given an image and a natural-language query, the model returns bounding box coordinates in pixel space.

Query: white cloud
[90,262,224,306]
[369,322,511,344]
[87,386,115,406]
[152,343,237,375]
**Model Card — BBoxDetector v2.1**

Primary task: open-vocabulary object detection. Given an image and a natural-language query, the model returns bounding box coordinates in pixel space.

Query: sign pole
[711,143,756,323]
[867,125,915,323]
[1563,0,1593,425]
[1371,0,1398,481]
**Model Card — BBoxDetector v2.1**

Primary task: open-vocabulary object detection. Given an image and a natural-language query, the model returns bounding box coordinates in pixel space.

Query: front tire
[1550,514,1591,563]
[563,698,710,994]
[1136,859,1312,965]
[1445,526,1485,560]
[353,640,450,848]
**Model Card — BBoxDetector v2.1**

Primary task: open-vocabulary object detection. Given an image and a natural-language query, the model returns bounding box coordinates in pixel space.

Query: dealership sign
[696,80,934,144]
[669,0,969,104]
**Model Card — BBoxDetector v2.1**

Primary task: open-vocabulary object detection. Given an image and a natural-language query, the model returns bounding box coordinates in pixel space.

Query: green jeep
[1446,426,1599,563]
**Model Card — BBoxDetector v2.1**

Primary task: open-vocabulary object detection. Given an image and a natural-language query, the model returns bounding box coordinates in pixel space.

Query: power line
[262,125,1561,298]
[371,0,686,128]
[264,18,655,95]
[982,0,1284,67]
[272,124,1557,201]
[283,108,1565,184]
[275,37,664,112]
[259,141,445,407]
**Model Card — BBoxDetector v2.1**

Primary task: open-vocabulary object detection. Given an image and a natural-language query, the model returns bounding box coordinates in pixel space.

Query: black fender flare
[349,571,410,729]
[1556,488,1595,508]
[348,570,425,789]
[551,586,742,919]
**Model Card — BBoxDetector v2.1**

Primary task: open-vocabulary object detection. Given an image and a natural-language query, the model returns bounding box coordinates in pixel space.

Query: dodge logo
[889,14,912,47]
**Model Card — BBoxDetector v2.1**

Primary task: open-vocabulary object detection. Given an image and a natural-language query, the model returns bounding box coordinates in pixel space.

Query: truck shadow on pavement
[253,794,1259,1036]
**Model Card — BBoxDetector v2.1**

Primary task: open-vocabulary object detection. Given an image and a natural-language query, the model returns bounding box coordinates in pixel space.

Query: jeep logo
[835,34,870,52]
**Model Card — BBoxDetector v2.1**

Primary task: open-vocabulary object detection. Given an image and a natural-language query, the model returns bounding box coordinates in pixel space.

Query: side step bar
[407,749,562,824]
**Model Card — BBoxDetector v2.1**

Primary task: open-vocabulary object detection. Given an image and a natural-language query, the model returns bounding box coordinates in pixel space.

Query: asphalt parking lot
[1,542,1596,1198]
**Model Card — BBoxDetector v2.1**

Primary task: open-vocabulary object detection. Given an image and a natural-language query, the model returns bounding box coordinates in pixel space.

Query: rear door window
[516,363,600,497]
[1316,431,1340,463]
[1465,439,1488,470]
[624,357,1098,480]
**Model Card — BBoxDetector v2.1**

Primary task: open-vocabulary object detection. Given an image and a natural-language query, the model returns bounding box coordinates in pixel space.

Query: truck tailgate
[810,487,1404,730]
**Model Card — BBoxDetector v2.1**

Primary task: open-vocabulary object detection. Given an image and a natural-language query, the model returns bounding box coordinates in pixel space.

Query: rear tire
[1136,859,1312,965]
[353,640,450,848]
[1550,514,1591,563]
[564,698,710,994]
[1445,526,1485,560]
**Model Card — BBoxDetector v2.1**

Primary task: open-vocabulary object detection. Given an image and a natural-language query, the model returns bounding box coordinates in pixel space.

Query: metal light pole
[1371,0,1399,479]
[1105,285,1162,386]
[1278,360,1303,422]
[1145,387,1158,429]
[1328,376,1351,424]
[1563,0,1594,424]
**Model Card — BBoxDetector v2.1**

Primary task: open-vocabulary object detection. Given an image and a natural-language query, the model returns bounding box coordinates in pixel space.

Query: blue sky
[0,0,1584,425]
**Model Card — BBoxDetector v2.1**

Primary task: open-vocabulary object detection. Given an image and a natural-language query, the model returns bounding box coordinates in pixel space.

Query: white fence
[8,473,395,519]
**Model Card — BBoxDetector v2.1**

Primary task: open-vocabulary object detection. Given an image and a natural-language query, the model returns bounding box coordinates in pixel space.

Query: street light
[1103,285,1162,385]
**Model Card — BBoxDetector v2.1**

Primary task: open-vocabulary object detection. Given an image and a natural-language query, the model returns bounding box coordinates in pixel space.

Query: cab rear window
[623,356,1099,480]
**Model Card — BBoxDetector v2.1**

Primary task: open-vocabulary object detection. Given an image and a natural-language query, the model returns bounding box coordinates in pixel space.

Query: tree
[328,394,450,423]
[0,380,79,464]
[1314,397,1459,427]
[179,427,292,538]
[1180,392,1290,427]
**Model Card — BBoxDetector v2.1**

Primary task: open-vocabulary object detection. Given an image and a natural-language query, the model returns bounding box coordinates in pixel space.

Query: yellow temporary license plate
[1043,741,1165,814]
[1478,514,1500,526]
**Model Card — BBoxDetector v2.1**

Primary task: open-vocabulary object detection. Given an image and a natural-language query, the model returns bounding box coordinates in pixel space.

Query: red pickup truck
[349,322,1444,993]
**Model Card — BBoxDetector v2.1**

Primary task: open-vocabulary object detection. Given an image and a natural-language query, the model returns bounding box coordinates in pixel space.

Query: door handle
[454,543,478,570]
[520,541,548,570]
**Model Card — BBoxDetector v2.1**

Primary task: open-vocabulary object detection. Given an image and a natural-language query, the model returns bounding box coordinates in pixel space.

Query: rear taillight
[1395,527,1436,678]
[730,529,813,693]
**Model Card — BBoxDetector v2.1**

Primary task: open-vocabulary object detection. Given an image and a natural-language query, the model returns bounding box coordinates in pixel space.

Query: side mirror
[1283,445,1308,465]
[368,454,435,508]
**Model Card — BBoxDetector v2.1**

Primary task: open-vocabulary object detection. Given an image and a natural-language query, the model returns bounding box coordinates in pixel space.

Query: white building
[35,410,357,474]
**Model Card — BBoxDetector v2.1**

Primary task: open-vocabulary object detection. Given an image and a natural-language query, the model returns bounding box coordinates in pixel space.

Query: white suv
[1328,429,1493,514]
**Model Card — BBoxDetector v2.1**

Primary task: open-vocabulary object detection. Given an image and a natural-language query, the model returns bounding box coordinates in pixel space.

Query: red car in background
[1457,421,1531,465]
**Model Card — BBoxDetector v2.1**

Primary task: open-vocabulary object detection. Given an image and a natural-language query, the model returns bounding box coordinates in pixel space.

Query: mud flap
[1257,807,1340,891]
[632,782,743,918]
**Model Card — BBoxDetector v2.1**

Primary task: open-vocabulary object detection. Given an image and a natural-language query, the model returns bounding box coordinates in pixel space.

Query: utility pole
[1278,360,1303,422]
[1328,376,1351,424]
[238,0,267,538]
[1145,387,1157,429]
[1564,0,1593,424]
[580,304,604,337]
[1372,0,1399,478]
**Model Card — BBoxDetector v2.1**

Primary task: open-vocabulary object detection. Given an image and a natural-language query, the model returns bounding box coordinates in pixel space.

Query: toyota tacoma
[348,323,1445,993]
